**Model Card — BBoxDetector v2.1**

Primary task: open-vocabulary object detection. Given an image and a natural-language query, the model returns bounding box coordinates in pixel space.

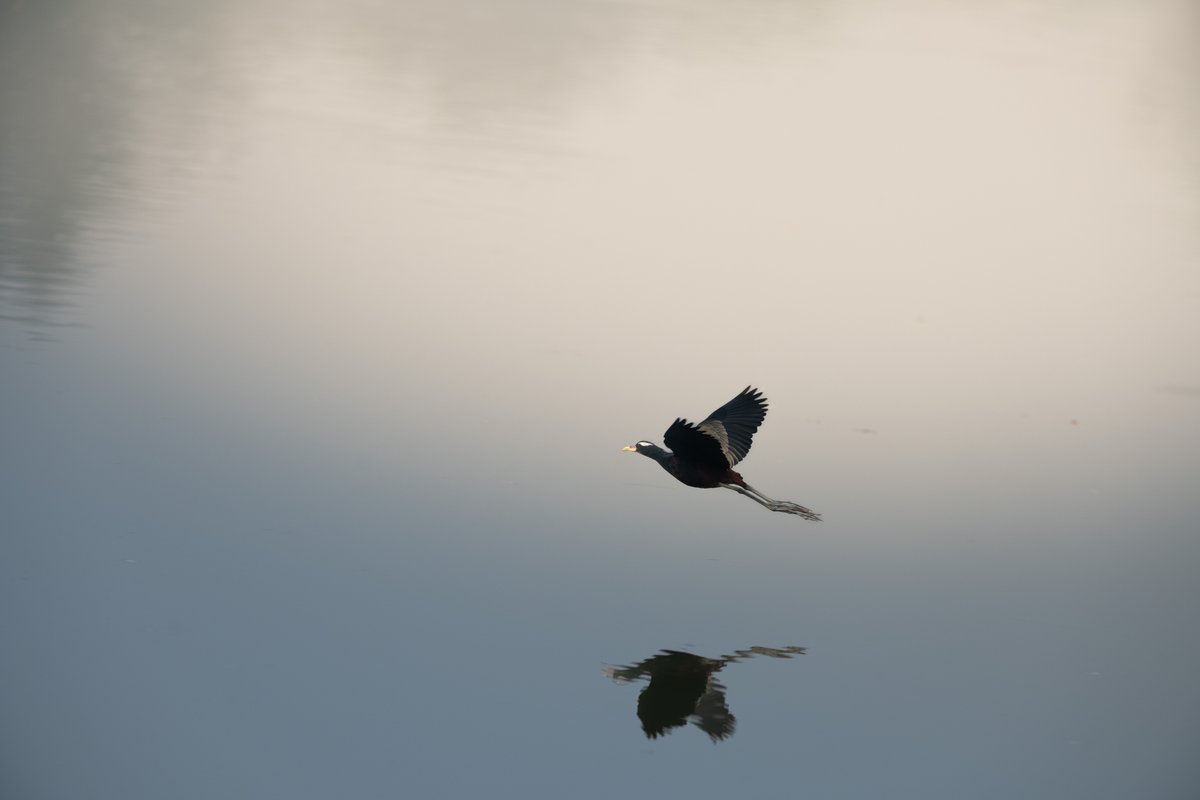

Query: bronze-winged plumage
[623,387,820,520]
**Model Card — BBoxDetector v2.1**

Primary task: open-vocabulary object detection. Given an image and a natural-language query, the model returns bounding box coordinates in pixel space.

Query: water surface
[2,1,1198,798]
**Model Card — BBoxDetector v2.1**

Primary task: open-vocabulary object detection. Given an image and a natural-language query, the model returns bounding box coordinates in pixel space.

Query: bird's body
[625,441,748,490]
[623,387,820,520]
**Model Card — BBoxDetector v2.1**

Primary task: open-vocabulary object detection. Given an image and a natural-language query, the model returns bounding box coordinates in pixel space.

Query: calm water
[2,1,1198,797]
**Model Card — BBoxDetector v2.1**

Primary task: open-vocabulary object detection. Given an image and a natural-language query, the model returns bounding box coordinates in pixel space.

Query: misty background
[2,1,1198,798]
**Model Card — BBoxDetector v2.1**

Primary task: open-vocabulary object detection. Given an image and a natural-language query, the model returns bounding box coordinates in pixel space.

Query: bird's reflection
[603,645,805,742]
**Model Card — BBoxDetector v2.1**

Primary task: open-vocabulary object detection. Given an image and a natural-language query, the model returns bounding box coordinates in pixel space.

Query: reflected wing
[691,685,736,742]
[663,387,767,468]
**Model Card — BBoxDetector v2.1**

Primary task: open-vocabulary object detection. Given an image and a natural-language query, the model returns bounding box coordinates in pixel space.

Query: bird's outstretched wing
[663,387,767,468]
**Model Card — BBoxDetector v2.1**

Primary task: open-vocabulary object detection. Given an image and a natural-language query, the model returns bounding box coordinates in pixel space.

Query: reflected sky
[1,1,1198,798]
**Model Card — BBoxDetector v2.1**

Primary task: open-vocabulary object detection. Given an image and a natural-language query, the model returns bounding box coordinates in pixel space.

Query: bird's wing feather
[663,387,768,467]
[663,417,728,467]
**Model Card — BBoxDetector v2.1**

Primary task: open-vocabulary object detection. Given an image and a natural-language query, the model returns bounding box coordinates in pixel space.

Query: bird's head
[623,441,668,461]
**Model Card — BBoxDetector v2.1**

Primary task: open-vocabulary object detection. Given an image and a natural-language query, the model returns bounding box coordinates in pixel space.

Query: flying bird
[623,387,820,520]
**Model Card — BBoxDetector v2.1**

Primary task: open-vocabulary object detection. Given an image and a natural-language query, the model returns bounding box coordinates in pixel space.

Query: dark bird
[623,386,820,520]
[626,651,735,742]
[603,645,807,743]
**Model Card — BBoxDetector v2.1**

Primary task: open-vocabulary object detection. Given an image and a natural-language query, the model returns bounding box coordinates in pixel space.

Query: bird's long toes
[775,501,821,520]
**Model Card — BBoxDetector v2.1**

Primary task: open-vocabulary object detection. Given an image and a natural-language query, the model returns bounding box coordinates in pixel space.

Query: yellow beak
[621,445,637,452]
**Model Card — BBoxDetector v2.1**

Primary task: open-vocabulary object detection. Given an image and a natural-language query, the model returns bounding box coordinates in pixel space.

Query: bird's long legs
[720,483,821,521]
